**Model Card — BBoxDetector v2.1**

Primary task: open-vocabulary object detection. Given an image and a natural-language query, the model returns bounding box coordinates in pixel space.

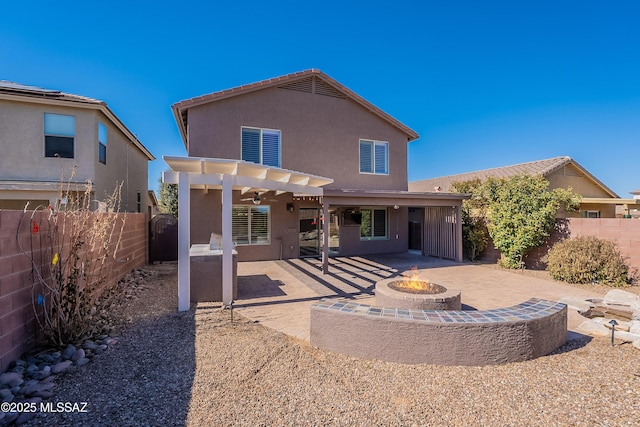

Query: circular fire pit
[375,277,461,311]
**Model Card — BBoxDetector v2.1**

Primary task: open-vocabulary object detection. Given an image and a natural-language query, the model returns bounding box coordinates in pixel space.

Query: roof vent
[314,78,346,98]
[279,77,313,93]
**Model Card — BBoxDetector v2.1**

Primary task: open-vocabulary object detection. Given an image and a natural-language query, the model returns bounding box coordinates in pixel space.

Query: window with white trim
[241,127,281,167]
[98,122,107,164]
[360,208,388,240]
[359,139,388,174]
[232,205,270,245]
[44,113,75,158]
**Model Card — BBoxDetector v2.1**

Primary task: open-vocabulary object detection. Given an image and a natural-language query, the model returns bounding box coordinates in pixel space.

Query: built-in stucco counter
[189,244,237,302]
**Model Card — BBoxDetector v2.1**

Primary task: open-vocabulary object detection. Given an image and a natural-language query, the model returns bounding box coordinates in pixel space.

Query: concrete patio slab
[234,252,608,342]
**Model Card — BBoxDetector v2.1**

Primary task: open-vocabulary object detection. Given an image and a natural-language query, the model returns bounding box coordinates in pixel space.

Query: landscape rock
[74,357,90,367]
[0,388,13,402]
[612,330,640,343]
[558,296,594,313]
[576,319,610,337]
[22,380,55,396]
[2,412,18,425]
[71,348,86,362]
[31,370,51,380]
[0,372,23,387]
[15,410,36,425]
[50,360,73,374]
[592,317,630,331]
[630,320,640,334]
[633,340,640,350]
[83,340,97,350]
[62,344,77,360]
[603,289,639,306]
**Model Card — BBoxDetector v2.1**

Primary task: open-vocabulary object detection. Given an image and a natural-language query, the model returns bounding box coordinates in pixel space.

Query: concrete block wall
[566,218,640,273]
[482,218,640,273]
[0,210,148,373]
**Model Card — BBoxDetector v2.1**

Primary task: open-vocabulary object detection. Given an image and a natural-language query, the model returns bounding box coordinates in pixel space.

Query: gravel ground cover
[23,263,640,426]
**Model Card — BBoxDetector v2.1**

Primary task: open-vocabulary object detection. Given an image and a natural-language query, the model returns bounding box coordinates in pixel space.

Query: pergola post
[322,201,330,273]
[178,171,191,311]
[222,174,233,306]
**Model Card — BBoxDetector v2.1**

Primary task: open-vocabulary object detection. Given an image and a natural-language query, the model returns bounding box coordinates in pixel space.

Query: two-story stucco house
[163,70,468,309]
[0,81,155,213]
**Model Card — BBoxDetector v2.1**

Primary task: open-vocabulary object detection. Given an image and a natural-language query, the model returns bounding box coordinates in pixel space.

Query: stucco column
[222,174,233,306]
[322,200,329,273]
[178,171,191,312]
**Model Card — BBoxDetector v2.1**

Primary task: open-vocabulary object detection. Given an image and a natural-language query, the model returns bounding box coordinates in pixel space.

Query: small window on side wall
[44,113,75,158]
[98,122,107,164]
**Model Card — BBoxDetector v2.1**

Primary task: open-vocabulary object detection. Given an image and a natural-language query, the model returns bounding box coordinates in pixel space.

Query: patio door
[299,208,322,257]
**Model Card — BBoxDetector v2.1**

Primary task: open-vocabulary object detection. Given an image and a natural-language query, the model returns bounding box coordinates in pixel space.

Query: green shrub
[546,235,629,286]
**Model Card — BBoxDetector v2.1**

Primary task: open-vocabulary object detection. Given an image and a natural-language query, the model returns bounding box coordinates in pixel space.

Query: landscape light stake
[229,299,234,325]
[609,319,618,347]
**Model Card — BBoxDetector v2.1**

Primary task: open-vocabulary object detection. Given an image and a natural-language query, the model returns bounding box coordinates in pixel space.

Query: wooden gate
[149,213,178,263]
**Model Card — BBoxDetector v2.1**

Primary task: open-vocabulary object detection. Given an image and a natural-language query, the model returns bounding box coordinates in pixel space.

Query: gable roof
[0,80,155,160]
[408,156,619,198]
[171,69,419,147]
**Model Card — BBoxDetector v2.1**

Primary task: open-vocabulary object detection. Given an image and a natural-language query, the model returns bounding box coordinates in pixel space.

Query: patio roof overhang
[162,156,333,311]
[322,189,471,207]
[163,156,334,195]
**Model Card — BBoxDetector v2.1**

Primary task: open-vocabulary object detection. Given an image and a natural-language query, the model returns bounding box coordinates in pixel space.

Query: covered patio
[163,157,469,313]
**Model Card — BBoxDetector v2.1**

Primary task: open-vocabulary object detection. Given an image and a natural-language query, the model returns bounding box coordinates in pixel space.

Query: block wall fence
[0,210,148,373]
[483,218,640,273]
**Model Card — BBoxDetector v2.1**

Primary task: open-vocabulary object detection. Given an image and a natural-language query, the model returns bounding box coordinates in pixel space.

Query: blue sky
[2,1,639,196]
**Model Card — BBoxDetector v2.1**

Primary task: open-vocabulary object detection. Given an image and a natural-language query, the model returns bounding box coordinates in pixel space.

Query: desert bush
[546,235,630,286]
[19,168,127,346]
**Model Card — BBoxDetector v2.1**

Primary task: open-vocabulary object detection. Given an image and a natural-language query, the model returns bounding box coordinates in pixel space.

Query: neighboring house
[167,69,468,264]
[0,80,155,212]
[148,190,162,217]
[409,156,639,218]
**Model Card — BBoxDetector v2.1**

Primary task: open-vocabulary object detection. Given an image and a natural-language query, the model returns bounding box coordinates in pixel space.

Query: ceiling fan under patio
[240,191,279,205]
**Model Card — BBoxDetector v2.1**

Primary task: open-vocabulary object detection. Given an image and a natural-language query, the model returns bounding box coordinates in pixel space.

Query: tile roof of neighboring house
[0,80,155,160]
[172,69,419,147]
[408,156,619,198]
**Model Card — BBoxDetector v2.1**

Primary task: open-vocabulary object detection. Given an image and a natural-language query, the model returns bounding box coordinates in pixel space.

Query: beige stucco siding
[187,86,409,191]
[93,113,150,212]
[0,99,95,183]
[546,165,612,198]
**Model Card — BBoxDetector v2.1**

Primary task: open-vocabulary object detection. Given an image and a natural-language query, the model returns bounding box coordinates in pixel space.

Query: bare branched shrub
[546,235,630,286]
[19,167,127,346]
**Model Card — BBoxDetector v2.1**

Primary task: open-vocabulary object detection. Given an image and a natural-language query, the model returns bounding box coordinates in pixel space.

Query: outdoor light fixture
[393,205,399,210]
[287,203,294,213]
[609,319,618,346]
[252,194,261,205]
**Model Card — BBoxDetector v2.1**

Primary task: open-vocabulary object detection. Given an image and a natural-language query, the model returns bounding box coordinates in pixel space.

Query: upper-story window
[44,113,75,158]
[98,122,107,164]
[359,139,388,175]
[241,127,281,167]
